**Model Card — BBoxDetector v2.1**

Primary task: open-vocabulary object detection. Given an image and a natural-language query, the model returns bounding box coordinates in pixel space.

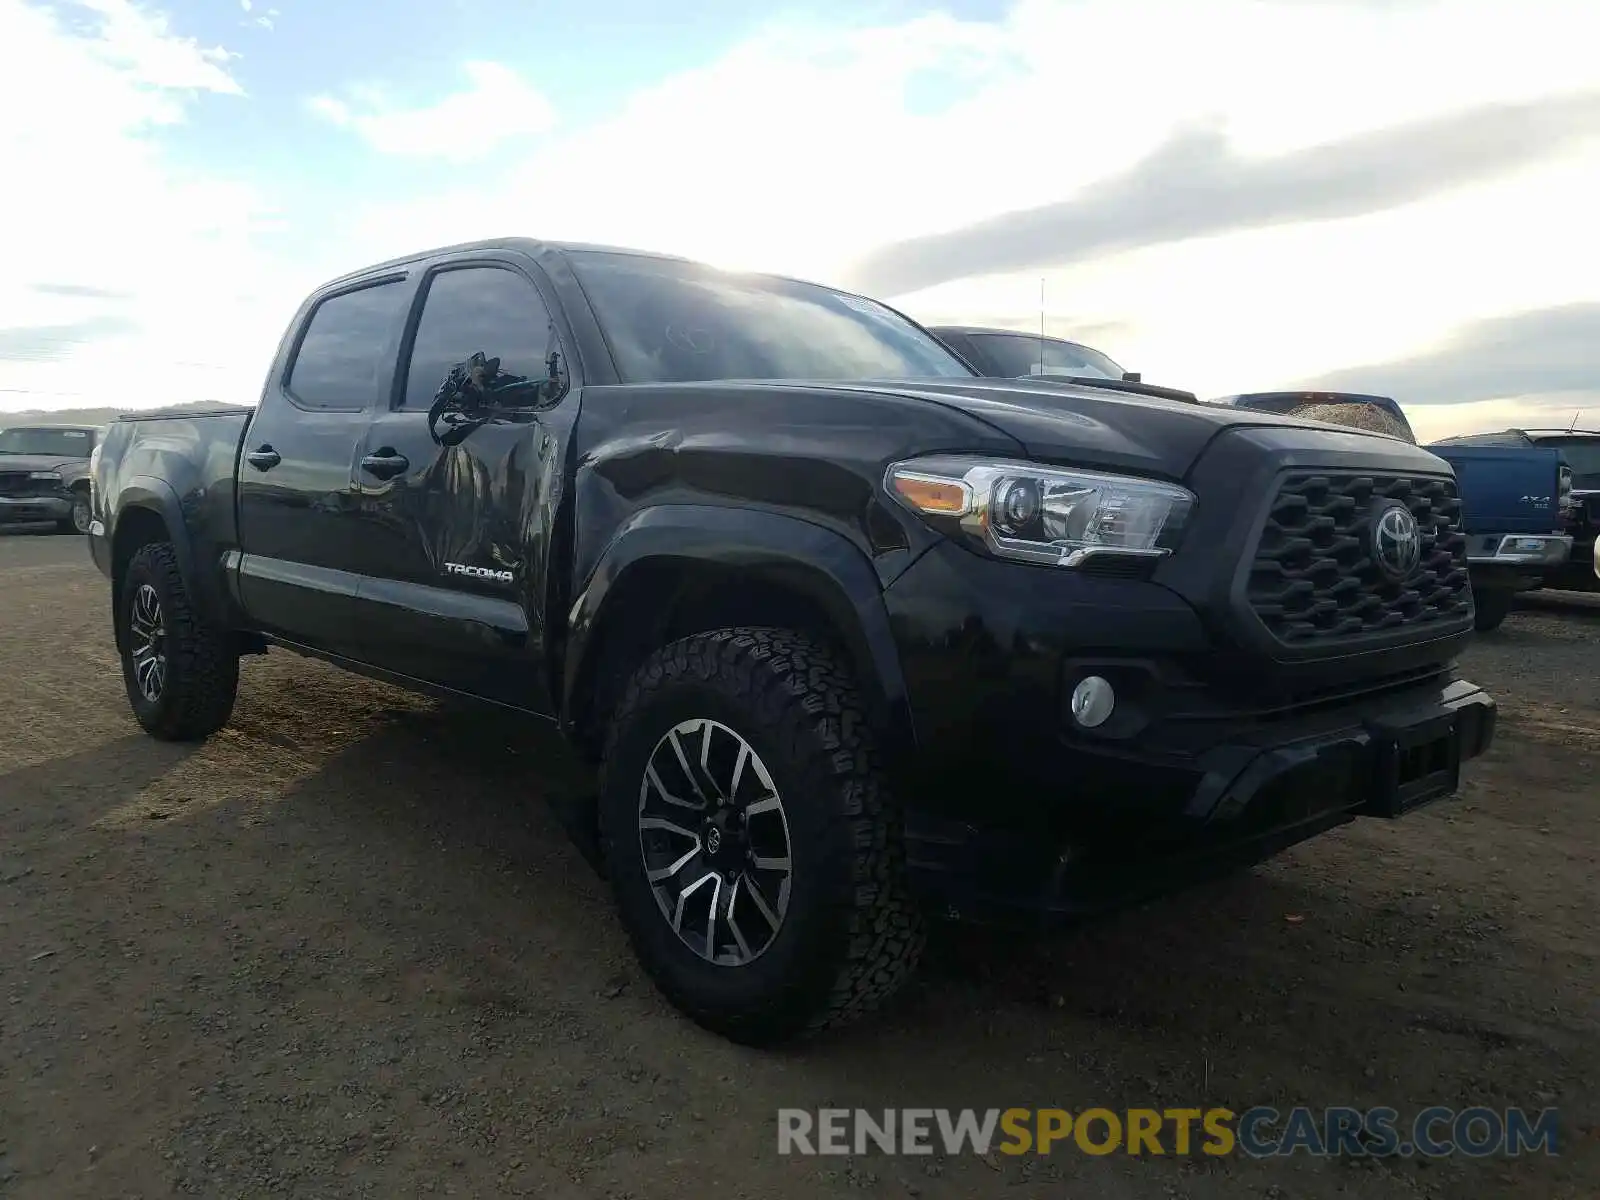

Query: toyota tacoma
[88,239,1496,1044]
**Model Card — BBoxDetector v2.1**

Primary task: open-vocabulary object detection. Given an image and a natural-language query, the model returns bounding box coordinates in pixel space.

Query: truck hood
[819,377,1393,479]
[0,453,85,472]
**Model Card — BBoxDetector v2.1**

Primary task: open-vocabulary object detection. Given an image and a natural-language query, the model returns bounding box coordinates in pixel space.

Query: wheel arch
[562,505,915,770]
[108,481,195,641]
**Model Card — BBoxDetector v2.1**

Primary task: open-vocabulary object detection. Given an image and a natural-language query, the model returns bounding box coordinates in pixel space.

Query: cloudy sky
[1,0,1595,441]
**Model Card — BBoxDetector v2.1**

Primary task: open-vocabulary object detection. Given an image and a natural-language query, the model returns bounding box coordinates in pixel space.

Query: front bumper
[1464,532,1571,567]
[904,676,1495,925]
[881,541,1496,926]
[0,494,70,524]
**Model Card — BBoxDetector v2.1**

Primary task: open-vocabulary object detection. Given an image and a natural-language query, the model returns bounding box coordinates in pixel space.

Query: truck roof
[926,324,1103,348]
[321,237,820,294]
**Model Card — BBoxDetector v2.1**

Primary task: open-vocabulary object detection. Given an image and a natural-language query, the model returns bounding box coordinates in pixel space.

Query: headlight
[885,455,1195,567]
[28,470,62,481]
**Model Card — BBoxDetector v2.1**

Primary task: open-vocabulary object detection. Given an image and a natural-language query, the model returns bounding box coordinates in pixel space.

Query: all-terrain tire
[1472,587,1515,633]
[597,627,926,1045]
[118,542,239,740]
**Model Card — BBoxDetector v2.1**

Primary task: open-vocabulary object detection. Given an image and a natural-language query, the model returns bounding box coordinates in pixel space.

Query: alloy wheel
[72,496,92,534]
[128,583,167,702]
[637,718,794,966]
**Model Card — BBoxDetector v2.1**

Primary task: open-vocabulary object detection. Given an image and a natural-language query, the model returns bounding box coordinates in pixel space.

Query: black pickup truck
[89,239,1497,1044]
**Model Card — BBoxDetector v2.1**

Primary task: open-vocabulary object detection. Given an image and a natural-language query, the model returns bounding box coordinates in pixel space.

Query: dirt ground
[1,528,1596,1200]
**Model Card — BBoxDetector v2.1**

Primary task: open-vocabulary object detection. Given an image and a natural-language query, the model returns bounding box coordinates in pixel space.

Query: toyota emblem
[1373,503,1422,579]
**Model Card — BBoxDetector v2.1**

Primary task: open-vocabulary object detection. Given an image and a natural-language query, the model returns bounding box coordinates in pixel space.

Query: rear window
[1541,439,1600,487]
[287,280,410,410]
[1232,393,1417,443]
[1284,401,1415,444]
[567,251,974,384]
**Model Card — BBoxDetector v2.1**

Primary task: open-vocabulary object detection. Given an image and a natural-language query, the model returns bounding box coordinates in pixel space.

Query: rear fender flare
[109,477,206,625]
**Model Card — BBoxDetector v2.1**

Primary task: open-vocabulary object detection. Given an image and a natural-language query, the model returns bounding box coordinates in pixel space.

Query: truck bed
[115,404,255,422]
[92,407,255,627]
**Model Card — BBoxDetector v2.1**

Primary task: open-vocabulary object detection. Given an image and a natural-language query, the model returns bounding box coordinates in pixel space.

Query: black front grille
[1247,472,1470,645]
[0,472,50,497]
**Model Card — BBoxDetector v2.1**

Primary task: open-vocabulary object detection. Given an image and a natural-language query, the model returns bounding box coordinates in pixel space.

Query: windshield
[567,251,976,384]
[0,427,95,456]
[971,332,1126,380]
[1544,440,1600,488]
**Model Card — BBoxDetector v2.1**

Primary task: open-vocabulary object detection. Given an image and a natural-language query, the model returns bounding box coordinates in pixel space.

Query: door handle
[360,450,410,480]
[246,445,281,470]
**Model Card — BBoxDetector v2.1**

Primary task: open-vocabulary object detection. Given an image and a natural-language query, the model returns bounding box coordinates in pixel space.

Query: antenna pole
[1570,409,1582,433]
[1039,277,1046,375]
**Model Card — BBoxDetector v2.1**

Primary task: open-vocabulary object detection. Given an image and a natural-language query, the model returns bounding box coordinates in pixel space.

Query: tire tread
[122,542,238,740]
[599,627,925,1041]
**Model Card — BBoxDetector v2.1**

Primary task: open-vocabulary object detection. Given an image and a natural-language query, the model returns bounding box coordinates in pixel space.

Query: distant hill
[0,400,251,429]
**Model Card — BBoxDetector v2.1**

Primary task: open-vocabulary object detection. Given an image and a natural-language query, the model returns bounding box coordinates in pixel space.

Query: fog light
[1070,675,1115,728]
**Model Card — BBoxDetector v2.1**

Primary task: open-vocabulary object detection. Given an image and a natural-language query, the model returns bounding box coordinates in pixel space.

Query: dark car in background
[928,324,1130,380]
[926,325,1200,403]
[0,423,100,534]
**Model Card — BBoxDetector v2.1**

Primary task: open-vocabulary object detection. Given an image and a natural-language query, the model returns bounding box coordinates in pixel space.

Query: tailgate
[1427,445,1561,535]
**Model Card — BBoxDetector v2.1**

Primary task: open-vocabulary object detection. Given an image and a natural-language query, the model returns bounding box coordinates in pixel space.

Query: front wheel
[118,542,239,740]
[597,628,925,1045]
[57,490,91,535]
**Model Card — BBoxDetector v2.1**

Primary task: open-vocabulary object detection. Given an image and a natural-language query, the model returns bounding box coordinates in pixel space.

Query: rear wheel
[118,543,239,740]
[597,627,925,1044]
[1472,587,1515,632]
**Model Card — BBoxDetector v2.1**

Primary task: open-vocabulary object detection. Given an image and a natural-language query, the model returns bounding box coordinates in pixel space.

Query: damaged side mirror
[427,348,569,445]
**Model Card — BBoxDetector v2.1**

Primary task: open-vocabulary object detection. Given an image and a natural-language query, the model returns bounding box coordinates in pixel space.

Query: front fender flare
[562,504,915,763]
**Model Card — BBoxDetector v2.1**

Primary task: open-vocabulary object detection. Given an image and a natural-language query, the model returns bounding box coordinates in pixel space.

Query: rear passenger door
[344,259,574,712]
[236,275,411,658]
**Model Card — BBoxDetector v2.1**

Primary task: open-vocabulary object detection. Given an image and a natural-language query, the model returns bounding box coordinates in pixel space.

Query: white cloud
[322,0,1597,437]
[309,61,557,161]
[0,0,297,414]
[4,0,1596,435]
[1406,397,1597,445]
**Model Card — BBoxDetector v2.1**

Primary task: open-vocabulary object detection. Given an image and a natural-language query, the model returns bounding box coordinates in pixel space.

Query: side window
[286,280,409,411]
[401,267,557,410]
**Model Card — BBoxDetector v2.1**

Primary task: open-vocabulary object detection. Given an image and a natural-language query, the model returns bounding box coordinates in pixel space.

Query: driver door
[344,259,573,713]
